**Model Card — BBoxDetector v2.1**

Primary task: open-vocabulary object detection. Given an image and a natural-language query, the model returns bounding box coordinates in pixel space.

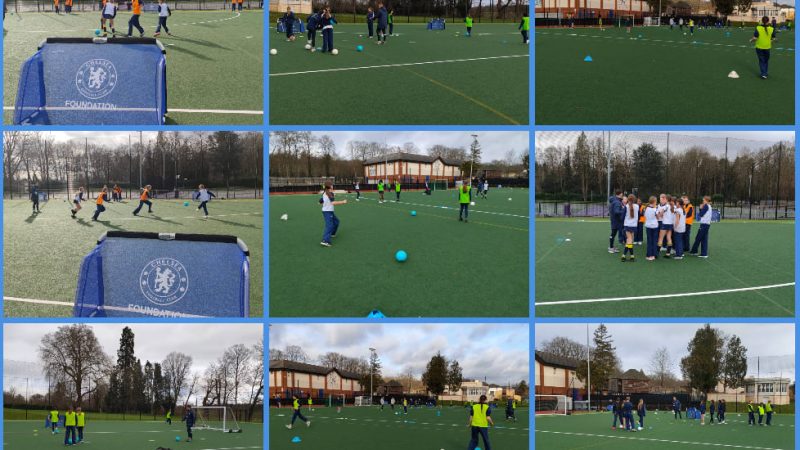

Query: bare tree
[648,347,674,393]
[162,352,193,409]
[38,324,112,407]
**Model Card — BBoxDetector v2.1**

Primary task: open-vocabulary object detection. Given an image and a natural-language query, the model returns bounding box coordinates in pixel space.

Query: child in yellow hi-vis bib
[750,16,776,79]
[467,394,494,450]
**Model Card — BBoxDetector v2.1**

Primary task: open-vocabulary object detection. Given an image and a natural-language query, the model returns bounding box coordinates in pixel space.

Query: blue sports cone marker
[367,309,385,318]
[584,55,593,62]
[292,436,302,443]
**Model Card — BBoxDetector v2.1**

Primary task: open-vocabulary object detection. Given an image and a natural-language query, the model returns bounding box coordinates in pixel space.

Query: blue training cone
[584,55,593,62]
[292,436,302,443]
[367,309,385,318]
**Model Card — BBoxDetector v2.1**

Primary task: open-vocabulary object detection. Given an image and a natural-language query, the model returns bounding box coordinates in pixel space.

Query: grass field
[535,25,795,124]
[3,10,263,125]
[535,218,795,317]
[269,405,529,450]
[4,419,263,449]
[269,23,529,125]
[3,198,263,317]
[269,188,529,317]
[536,411,794,450]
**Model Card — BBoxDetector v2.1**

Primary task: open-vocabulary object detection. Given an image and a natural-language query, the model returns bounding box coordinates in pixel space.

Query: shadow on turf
[139,214,182,225]
[209,216,260,229]
[167,34,230,50]
[24,212,41,223]
[164,43,214,61]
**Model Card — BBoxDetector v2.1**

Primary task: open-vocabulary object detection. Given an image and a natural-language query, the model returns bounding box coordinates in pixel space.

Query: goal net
[535,395,570,415]
[193,406,242,433]
[430,179,449,191]
[354,396,372,406]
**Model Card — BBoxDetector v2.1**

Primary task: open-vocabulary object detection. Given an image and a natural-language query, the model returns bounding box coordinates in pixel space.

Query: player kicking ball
[100,0,118,37]
[71,187,85,218]
[286,396,311,429]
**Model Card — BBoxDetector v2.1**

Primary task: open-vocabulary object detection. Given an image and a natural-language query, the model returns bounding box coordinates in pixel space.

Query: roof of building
[535,351,580,370]
[363,152,461,166]
[269,359,360,380]
[611,369,649,381]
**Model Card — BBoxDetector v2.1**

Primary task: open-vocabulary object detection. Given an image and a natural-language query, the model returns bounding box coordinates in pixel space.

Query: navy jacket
[376,7,388,27]
[307,13,320,30]
[609,196,624,227]
[367,11,375,23]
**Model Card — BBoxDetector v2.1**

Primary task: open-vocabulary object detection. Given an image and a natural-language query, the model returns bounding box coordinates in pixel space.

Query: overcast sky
[270,323,529,385]
[535,131,794,157]
[284,131,529,161]
[4,323,263,379]
[535,323,795,380]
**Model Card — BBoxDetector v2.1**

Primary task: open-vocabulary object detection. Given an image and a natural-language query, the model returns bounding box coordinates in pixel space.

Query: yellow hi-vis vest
[471,403,489,428]
[459,187,471,204]
[758,405,765,415]
[293,399,300,410]
[522,17,530,30]
[64,411,77,427]
[50,410,59,423]
[765,402,773,413]
[755,25,774,50]
[76,412,85,427]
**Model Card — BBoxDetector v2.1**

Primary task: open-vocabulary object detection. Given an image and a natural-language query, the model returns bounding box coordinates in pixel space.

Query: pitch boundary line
[536,430,787,450]
[270,54,529,77]
[4,297,211,317]
[535,282,794,306]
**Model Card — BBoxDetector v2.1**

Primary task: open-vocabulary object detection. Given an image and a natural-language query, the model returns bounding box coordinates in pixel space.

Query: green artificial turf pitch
[3,198,263,318]
[535,218,795,317]
[536,410,795,450]
[269,23,529,125]
[4,419,262,449]
[3,10,263,125]
[269,405,529,450]
[269,188,529,317]
[535,26,795,124]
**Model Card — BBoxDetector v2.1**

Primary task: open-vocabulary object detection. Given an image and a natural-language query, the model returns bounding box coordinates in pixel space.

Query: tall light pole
[369,347,376,406]
[469,134,478,187]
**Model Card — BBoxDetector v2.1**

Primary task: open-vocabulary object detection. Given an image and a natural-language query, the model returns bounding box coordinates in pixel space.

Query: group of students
[671,397,728,424]
[54,0,173,38]
[608,190,713,262]
[609,396,648,431]
[60,184,216,221]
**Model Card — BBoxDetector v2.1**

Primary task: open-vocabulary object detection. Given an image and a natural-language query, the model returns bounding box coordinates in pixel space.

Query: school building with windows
[534,351,586,397]
[535,0,653,19]
[269,359,362,399]
[707,377,793,405]
[269,0,312,14]
[362,152,462,184]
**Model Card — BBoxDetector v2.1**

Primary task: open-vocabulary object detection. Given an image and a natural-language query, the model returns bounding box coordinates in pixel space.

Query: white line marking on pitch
[3,106,262,115]
[535,282,795,306]
[4,297,212,317]
[536,430,787,450]
[270,54,529,77]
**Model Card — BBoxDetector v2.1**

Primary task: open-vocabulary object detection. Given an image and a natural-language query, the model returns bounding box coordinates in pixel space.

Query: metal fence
[9,0,261,12]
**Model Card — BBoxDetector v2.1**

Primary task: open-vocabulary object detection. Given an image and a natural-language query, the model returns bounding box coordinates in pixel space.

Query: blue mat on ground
[15,37,167,125]
[74,232,249,317]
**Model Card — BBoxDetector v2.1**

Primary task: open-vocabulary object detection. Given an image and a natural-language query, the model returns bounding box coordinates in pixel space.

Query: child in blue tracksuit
[698,401,707,425]
[283,7,295,41]
[320,8,337,53]
[718,399,726,423]
[30,186,40,213]
[623,397,635,431]
[611,400,619,429]
[182,405,195,442]
[689,196,712,257]
[637,399,646,429]
[672,397,682,419]
[709,400,716,424]
[608,190,625,253]
[376,2,388,44]
[306,10,321,49]
[367,7,375,38]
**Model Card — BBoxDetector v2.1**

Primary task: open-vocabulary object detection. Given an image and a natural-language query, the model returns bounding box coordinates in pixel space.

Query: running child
[481,180,489,199]
[689,196,712,257]
[689,18,695,35]
[467,395,493,450]
[194,184,216,218]
[166,409,172,425]
[71,187,85,218]
[307,396,313,412]
[750,16,776,79]
[153,0,172,37]
[182,405,195,442]
[377,179,385,203]
[287,396,311,429]
[132,185,153,215]
[621,194,638,262]
[91,187,110,221]
[403,398,408,415]
[354,180,361,200]
[459,182,471,222]
[320,180,347,247]
[100,0,118,37]
[127,0,144,37]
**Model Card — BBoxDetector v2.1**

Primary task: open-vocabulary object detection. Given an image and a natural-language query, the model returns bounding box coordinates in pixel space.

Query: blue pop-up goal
[15,37,167,125]
[74,232,249,318]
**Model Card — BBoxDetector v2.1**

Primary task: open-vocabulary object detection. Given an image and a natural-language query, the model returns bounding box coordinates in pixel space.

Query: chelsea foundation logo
[140,258,189,306]
[75,59,118,99]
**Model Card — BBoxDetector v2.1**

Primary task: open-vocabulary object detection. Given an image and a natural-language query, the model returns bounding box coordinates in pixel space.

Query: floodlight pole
[470,134,478,190]
[606,132,611,201]
[775,143,782,220]
[586,324,591,410]
[369,347,376,406]
[139,132,143,189]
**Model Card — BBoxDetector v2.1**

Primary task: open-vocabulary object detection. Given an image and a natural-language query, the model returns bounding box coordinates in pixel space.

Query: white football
[332,49,339,55]
[269,49,277,55]
[305,44,311,50]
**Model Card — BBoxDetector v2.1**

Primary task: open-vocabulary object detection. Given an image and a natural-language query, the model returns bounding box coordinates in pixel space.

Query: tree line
[269,131,528,181]
[535,132,794,205]
[269,345,528,399]
[538,324,749,398]
[3,131,263,199]
[309,0,528,20]
[3,325,263,421]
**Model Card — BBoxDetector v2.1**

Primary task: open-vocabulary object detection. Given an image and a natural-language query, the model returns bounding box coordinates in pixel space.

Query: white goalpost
[354,396,372,406]
[193,406,243,433]
[535,395,570,416]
